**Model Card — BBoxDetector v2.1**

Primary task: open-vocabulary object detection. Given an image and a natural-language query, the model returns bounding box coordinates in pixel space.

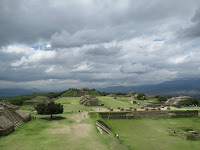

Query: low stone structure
[80,95,104,106]
[0,116,14,136]
[22,97,56,106]
[99,110,199,119]
[167,128,200,140]
[165,96,192,106]
[107,94,117,97]
[126,91,138,98]
[0,102,30,136]
[139,102,155,107]
[77,90,86,97]
[96,120,113,135]
[145,94,155,98]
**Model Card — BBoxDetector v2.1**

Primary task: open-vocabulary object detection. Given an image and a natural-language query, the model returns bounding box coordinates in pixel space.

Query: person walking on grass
[116,134,119,139]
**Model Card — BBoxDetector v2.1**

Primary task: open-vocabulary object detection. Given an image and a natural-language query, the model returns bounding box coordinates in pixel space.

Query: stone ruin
[107,94,117,97]
[96,120,113,135]
[165,96,192,106]
[22,96,57,106]
[76,90,86,97]
[126,91,138,98]
[80,95,104,106]
[99,110,199,119]
[167,128,200,140]
[0,102,30,136]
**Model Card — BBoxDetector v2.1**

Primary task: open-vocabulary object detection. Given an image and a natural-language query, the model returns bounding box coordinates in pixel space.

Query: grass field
[104,118,200,150]
[0,96,200,150]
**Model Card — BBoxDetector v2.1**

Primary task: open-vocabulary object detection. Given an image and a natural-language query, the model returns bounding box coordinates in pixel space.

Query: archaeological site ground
[0,90,200,150]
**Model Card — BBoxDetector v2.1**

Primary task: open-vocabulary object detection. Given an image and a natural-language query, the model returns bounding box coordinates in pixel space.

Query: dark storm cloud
[50,28,134,48]
[1,0,200,90]
[85,45,121,56]
[178,8,200,38]
[0,0,197,47]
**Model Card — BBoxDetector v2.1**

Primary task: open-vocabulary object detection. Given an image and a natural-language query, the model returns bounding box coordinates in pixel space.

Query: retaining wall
[99,110,199,119]
[0,126,14,136]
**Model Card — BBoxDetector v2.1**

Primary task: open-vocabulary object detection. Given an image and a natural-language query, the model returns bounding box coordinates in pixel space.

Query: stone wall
[0,102,30,134]
[177,132,196,140]
[0,116,14,136]
[168,110,199,118]
[167,128,198,140]
[99,110,199,119]
[0,125,14,136]
[96,121,113,135]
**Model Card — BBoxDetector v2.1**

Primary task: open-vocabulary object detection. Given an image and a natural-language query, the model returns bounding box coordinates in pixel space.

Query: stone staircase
[96,121,113,135]
[3,108,24,129]
[77,91,86,97]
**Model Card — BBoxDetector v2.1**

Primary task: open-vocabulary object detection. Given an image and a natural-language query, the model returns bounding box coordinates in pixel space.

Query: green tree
[157,96,168,102]
[35,102,63,118]
[34,103,46,114]
[137,93,146,100]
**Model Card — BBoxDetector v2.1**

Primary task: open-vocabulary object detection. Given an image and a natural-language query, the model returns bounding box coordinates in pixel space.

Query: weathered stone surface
[0,116,14,136]
[165,96,192,106]
[0,102,30,136]
[80,95,104,106]
[99,110,199,119]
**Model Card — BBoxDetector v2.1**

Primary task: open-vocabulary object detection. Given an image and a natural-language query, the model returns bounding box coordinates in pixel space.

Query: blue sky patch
[32,43,47,50]
[32,45,40,50]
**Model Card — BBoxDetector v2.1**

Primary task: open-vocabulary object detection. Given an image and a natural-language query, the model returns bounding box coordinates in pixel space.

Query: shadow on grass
[41,116,66,121]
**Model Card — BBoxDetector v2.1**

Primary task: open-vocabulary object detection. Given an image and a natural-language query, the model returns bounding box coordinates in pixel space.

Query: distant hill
[97,79,200,99]
[0,88,43,98]
[61,88,101,97]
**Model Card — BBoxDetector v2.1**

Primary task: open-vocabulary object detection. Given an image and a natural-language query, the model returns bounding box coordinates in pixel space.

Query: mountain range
[0,88,43,98]
[1,79,200,99]
[97,79,200,99]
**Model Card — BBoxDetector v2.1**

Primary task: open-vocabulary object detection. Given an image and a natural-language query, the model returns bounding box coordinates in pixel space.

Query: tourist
[116,134,119,139]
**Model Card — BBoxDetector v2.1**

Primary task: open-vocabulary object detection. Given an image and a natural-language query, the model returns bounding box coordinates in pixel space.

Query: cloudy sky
[1,0,200,91]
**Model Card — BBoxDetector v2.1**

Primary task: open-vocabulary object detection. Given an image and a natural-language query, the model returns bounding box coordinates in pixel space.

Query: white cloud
[72,62,93,72]
[1,0,200,90]
[45,65,55,73]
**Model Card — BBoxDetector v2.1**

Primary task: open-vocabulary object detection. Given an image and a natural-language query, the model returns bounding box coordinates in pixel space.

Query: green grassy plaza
[0,96,200,150]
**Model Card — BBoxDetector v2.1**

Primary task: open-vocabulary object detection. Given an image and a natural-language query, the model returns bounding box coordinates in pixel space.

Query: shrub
[157,96,168,102]
[183,98,200,106]
[137,93,146,100]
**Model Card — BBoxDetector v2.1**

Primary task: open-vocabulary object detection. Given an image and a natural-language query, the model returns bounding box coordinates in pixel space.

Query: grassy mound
[61,89,79,97]
[61,89,101,97]
[85,90,101,96]
[25,96,50,102]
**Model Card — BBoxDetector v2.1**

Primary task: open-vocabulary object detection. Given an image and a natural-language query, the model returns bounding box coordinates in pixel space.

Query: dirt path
[69,111,89,122]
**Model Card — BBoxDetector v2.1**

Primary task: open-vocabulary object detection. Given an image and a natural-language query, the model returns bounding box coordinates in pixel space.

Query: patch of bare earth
[47,122,91,138]
[73,124,91,138]
[69,111,89,122]
[49,124,71,134]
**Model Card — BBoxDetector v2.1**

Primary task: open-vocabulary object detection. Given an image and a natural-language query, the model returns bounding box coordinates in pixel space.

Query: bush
[157,96,168,102]
[183,98,200,106]
[137,93,146,100]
